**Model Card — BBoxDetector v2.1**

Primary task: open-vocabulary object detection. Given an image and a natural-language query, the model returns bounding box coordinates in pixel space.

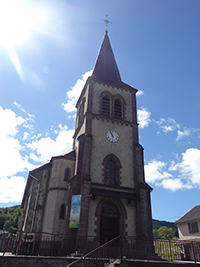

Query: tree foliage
[153,226,178,239]
[0,205,21,231]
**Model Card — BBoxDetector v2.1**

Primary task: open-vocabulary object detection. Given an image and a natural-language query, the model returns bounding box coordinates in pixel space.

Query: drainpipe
[30,174,41,232]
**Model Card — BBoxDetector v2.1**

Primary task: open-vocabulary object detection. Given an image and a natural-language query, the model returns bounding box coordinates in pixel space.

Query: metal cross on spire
[102,14,112,31]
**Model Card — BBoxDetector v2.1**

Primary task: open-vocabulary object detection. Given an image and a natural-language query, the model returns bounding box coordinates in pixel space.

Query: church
[19,29,153,241]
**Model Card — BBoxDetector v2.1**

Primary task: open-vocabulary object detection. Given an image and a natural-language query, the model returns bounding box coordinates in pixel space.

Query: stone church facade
[19,30,153,241]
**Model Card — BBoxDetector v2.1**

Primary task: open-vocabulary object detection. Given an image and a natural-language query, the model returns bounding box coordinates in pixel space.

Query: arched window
[102,96,110,117]
[103,154,121,186]
[59,203,66,219]
[114,99,122,119]
[78,98,85,125]
[64,168,71,181]
[106,160,116,185]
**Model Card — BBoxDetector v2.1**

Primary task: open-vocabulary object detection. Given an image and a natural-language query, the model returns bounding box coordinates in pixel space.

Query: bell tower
[66,30,153,240]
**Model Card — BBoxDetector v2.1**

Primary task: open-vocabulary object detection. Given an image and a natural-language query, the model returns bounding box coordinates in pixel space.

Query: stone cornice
[48,187,68,193]
[91,113,135,127]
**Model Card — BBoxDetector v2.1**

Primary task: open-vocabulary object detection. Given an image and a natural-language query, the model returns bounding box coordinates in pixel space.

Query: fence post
[120,236,122,260]
[169,239,172,261]
[52,234,55,256]
[191,242,196,263]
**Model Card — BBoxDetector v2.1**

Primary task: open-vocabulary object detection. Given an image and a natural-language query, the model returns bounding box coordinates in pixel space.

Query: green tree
[153,228,159,238]
[158,226,177,239]
[3,220,12,230]
[0,206,22,230]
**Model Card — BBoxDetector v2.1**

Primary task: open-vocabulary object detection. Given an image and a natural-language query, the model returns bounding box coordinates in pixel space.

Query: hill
[152,219,176,229]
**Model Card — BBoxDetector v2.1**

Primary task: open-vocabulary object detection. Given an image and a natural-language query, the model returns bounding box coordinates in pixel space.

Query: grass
[154,239,182,260]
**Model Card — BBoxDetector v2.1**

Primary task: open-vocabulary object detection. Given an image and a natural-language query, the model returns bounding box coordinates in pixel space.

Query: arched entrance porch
[100,202,120,241]
[95,198,127,241]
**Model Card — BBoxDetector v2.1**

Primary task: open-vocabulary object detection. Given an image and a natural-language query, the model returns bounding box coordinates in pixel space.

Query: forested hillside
[0,206,178,238]
[152,219,176,229]
[0,205,21,231]
[153,219,178,239]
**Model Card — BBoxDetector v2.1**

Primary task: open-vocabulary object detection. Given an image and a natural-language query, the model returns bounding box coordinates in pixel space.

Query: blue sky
[0,0,200,222]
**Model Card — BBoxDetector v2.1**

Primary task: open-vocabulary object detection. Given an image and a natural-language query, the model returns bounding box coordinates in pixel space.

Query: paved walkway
[0,252,14,256]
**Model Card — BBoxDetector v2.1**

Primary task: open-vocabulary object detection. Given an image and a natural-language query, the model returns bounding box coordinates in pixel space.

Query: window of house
[59,204,66,219]
[188,222,199,233]
[64,168,70,181]
[102,96,110,116]
[114,99,122,119]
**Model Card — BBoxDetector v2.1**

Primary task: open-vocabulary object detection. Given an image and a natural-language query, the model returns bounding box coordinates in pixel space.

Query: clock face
[106,130,119,143]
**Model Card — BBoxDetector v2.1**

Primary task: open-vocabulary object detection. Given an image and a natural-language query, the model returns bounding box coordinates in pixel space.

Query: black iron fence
[0,231,199,263]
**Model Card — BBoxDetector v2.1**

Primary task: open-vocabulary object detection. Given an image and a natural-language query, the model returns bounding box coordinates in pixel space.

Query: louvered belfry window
[106,160,116,185]
[102,96,110,116]
[114,99,122,119]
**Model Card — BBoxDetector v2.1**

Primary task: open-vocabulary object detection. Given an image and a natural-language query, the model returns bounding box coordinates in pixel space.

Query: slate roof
[175,205,200,224]
[91,30,124,86]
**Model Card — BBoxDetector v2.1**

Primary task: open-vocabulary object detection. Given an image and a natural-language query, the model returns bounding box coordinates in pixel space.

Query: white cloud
[62,70,92,113]
[14,101,35,119]
[0,176,26,203]
[137,106,151,128]
[0,103,75,204]
[176,127,191,141]
[0,107,34,177]
[0,106,25,136]
[23,132,31,140]
[136,90,144,96]
[145,148,200,191]
[27,129,74,162]
[178,148,200,185]
[156,179,187,192]
[145,160,171,183]
[0,135,24,177]
[155,117,180,133]
[29,153,40,162]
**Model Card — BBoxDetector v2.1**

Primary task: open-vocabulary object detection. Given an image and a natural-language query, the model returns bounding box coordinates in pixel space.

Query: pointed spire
[91,31,123,85]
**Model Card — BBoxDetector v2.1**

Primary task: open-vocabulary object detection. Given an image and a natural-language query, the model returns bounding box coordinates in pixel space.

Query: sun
[0,0,34,47]
[0,0,65,80]
[0,0,53,80]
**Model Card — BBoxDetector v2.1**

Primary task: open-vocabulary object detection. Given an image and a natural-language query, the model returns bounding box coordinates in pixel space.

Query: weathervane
[102,14,112,31]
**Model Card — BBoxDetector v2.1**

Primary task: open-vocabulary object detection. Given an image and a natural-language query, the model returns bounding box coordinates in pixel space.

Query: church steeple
[91,30,123,85]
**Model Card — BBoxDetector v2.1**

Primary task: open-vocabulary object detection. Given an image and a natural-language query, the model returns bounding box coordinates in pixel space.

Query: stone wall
[0,255,73,267]
[0,256,199,267]
[120,259,200,267]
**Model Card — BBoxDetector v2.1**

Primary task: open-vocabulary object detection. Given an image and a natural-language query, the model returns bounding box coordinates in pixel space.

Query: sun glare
[0,0,34,47]
[0,0,65,81]
[0,0,55,80]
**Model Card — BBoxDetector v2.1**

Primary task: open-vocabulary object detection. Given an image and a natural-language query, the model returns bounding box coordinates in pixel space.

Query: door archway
[100,202,120,241]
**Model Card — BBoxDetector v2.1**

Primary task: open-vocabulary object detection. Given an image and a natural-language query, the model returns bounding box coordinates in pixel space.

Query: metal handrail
[66,235,122,267]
